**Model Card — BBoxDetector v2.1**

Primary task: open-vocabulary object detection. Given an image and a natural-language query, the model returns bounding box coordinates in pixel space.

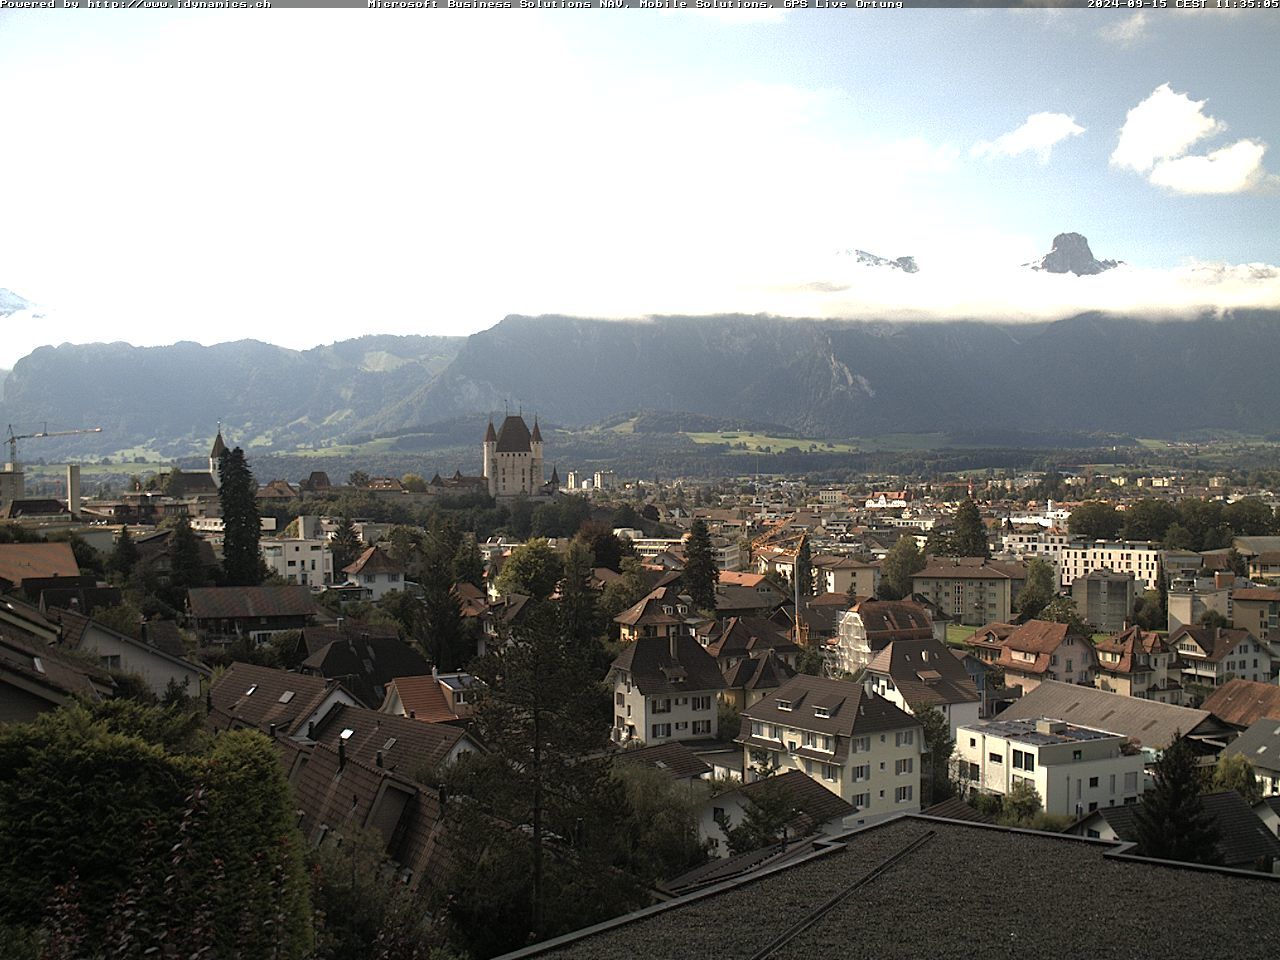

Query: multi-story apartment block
[1071,569,1136,634]
[736,675,922,822]
[865,637,981,740]
[260,535,333,587]
[1167,574,1233,633]
[998,527,1074,562]
[609,634,725,745]
[830,600,934,676]
[1093,625,1182,704]
[956,717,1146,817]
[1230,588,1280,642]
[812,554,880,598]
[1057,540,1161,591]
[912,558,1026,627]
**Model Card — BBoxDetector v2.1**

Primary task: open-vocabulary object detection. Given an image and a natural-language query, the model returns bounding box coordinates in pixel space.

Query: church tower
[209,426,228,488]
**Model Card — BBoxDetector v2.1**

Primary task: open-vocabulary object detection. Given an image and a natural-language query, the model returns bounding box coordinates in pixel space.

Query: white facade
[868,674,980,742]
[1058,541,1162,591]
[611,673,718,746]
[261,536,333,587]
[956,717,1146,817]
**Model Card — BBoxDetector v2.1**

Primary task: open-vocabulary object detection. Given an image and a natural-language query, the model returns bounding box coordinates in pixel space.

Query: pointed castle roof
[531,417,542,443]
[495,415,532,453]
[484,420,497,443]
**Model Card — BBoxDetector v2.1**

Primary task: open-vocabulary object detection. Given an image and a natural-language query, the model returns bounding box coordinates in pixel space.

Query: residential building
[614,587,689,645]
[1231,587,1280,642]
[1223,719,1280,796]
[699,770,854,858]
[608,634,725,745]
[830,599,933,675]
[811,554,879,598]
[720,650,796,711]
[0,628,115,723]
[912,558,1026,627]
[187,585,320,645]
[206,662,356,739]
[614,742,712,793]
[698,616,800,674]
[1170,625,1273,690]
[341,545,405,601]
[997,619,1096,694]
[380,672,480,725]
[0,541,79,590]
[1057,540,1162,591]
[1167,574,1233,633]
[260,532,332,587]
[307,701,480,781]
[1071,568,1136,634]
[996,679,1234,759]
[1201,678,1280,731]
[865,637,981,740]
[997,526,1073,562]
[298,632,432,709]
[49,608,210,700]
[736,674,922,820]
[1093,625,1182,704]
[1067,791,1280,871]
[956,717,1146,817]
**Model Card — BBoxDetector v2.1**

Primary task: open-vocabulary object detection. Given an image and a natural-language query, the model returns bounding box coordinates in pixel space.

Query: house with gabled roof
[187,585,319,645]
[306,701,480,784]
[1170,625,1273,692]
[341,545,405,601]
[698,616,800,673]
[721,649,796,711]
[737,674,921,820]
[207,662,357,739]
[831,599,934,675]
[299,632,431,709]
[1201,678,1280,730]
[997,619,1096,695]
[698,769,855,858]
[912,557,1027,626]
[608,633,725,746]
[865,637,980,739]
[0,541,79,590]
[614,586,689,645]
[1223,717,1280,796]
[380,672,480,725]
[1093,624,1182,704]
[0,627,115,721]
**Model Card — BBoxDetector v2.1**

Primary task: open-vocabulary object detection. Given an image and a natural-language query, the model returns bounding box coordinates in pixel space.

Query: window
[692,720,711,736]
[821,763,839,782]
[692,695,712,711]
[776,698,792,711]
[751,721,766,738]
[1089,776,1099,788]
[989,752,1003,764]
[1124,771,1139,793]
[894,785,913,803]
[814,706,831,718]
[852,792,871,809]
[652,698,671,715]
[615,692,624,706]
[99,654,123,670]
[895,758,913,775]
[852,736,871,753]
[969,738,976,748]
[650,723,671,739]
[895,730,914,747]
[1072,750,1082,761]
[852,764,870,782]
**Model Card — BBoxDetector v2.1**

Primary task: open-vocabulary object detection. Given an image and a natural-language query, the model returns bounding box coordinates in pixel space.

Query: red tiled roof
[0,542,79,586]
[188,585,318,621]
[343,546,403,576]
[383,675,462,724]
[1201,679,1280,729]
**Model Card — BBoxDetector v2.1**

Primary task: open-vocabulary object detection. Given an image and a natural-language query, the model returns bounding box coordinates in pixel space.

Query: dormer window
[776,699,792,711]
[815,706,831,718]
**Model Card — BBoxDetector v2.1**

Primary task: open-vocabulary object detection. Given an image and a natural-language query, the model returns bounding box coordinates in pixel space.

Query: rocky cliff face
[1025,233,1120,276]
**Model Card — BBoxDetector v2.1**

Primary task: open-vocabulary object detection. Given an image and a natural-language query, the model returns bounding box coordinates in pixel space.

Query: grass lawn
[945,623,976,647]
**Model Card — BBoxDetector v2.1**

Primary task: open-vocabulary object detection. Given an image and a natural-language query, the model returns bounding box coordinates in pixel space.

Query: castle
[483,414,545,498]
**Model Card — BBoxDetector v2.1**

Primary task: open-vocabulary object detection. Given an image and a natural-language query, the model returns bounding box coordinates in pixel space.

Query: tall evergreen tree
[166,514,207,600]
[108,526,139,583]
[558,540,608,674]
[452,533,486,588]
[951,499,989,558]
[217,447,262,587]
[793,535,813,599]
[1134,735,1220,864]
[1016,557,1056,620]
[879,536,925,600]
[329,516,361,578]
[683,518,719,613]
[417,531,470,671]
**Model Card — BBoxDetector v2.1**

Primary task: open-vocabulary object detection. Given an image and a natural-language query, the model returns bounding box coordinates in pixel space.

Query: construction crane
[6,424,103,470]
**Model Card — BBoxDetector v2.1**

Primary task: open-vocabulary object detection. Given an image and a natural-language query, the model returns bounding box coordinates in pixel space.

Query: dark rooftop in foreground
[500,815,1280,960]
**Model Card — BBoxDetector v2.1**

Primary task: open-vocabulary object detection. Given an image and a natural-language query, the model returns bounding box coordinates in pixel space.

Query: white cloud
[973,112,1085,163]
[1148,139,1269,195]
[1099,11,1150,47]
[1111,83,1223,174]
[1112,83,1272,194]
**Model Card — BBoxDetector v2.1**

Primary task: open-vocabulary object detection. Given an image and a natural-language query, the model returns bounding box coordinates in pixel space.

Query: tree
[916,705,955,805]
[998,781,1042,826]
[723,777,799,855]
[1068,501,1123,541]
[1132,589,1166,631]
[1225,547,1248,579]
[330,516,362,578]
[793,535,813,599]
[1223,497,1274,537]
[218,447,263,587]
[575,521,627,574]
[612,764,705,885]
[438,603,638,955]
[1041,594,1093,639]
[923,527,954,559]
[506,494,534,541]
[1135,735,1220,864]
[599,557,651,637]
[1211,753,1262,805]
[452,533,485,588]
[166,513,207,599]
[1121,498,1179,542]
[108,526,139,583]
[880,536,925,601]
[348,470,370,487]
[1015,557,1056,621]
[1163,522,1195,551]
[400,472,428,493]
[951,499,989,558]
[683,518,719,613]
[795,645,826,677]
[1199,609,1230,630]
[557,540,607,673]
[493,538,562,600]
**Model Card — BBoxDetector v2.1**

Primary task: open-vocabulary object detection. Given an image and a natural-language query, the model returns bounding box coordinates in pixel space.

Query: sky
[0,7,1278,369]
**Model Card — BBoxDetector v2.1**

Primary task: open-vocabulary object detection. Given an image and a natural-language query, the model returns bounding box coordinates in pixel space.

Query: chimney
[268,723,277,739]
[375,750,383,768]
[307,720,315,739]
[66,464,81,518]
[409,710,416,720]
[338,741,346,770]
[670,632,678,661]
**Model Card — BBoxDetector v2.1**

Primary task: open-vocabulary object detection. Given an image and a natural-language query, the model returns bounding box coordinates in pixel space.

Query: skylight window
[340,728,354,740]
[32,657,45,674]
[776,699,792,711]
[382,737,397,751]
[278,691,295,704]
[245,684,258,696]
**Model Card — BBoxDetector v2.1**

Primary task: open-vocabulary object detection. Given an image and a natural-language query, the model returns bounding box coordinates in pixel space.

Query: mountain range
[3,308,1280,460]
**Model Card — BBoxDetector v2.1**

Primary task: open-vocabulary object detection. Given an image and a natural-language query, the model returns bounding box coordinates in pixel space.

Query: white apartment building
[737,675,922,824]
[261,536,333,587]
[956,717,1146,817]
[1057,540,1162,591]
[608,634,725,745]
[998,528,1074,562]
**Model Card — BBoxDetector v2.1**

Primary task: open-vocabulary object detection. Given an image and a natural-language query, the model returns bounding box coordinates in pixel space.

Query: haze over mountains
[4,308,1280,459]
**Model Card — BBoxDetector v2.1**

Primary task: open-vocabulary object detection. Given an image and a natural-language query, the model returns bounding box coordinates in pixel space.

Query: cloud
[1112,83,1272,194]
[972,112,1085,163]
[1099,11,1150,47]
[1111,84,1223,174]
[1148,139,1269,195]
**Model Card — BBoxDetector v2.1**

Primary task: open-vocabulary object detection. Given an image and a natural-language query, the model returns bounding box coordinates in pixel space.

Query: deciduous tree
[879,536,925,601]
[493,537,562,600]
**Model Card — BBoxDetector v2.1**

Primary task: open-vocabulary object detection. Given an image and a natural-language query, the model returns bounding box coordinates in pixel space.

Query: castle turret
[483,419,498,497]
[530,417,544,490]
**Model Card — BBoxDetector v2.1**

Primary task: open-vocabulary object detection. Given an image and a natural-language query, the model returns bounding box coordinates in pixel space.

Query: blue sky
[0,8,1277,367]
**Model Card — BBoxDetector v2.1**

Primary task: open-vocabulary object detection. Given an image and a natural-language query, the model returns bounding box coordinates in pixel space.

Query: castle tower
[483,419,497,497]
[530,417,544,491]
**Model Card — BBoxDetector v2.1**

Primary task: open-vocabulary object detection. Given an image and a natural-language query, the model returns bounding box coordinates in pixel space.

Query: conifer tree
[108,526,139,583]
[952,499,990,558]
[451,533,485,588]
[329,516,361,579]
[794,535,813,599]
[1134,735,1220,864]
[217,447,262,587]
[879,536,925,601]
[683,518,719,613]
